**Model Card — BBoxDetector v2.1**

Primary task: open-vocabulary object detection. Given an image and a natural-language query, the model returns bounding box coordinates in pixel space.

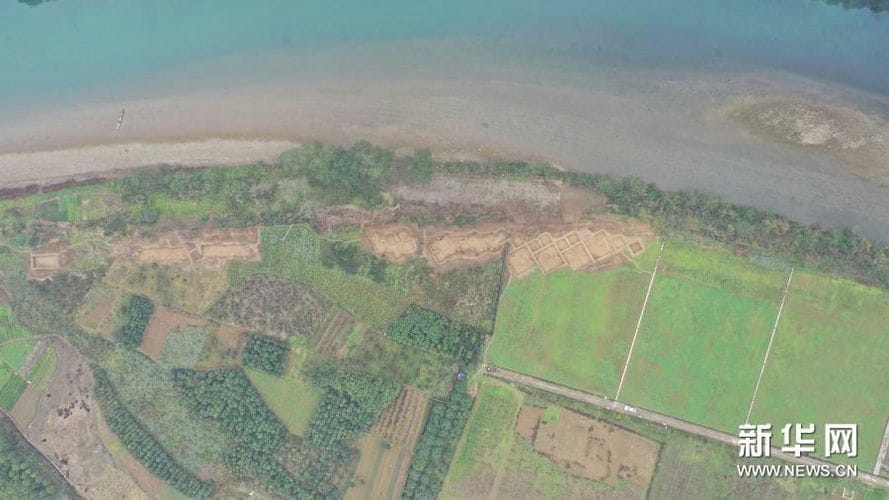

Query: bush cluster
[116,295,153,349]
[242,334,289,375]
[387,305,485,366]
[402,387,473,499]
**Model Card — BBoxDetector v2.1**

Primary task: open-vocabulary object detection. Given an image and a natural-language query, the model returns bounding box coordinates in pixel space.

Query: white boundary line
[615,241,665,400]
[874,418,889,475]
[745,265,795,424]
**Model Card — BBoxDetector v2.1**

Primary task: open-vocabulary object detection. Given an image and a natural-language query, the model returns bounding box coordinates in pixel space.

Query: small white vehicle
[623,405,638,413]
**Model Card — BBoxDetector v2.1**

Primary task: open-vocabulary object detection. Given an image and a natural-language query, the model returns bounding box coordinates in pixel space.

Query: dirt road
[485,365,889,490]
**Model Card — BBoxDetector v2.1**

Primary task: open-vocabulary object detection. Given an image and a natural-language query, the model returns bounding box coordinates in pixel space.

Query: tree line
[93,368,213,499]
[387,305,485,367]
[117,295,153,349]
[401,387,474,499]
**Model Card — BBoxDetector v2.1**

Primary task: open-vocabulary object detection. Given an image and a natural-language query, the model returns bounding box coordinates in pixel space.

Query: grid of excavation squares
[508,227,645,277]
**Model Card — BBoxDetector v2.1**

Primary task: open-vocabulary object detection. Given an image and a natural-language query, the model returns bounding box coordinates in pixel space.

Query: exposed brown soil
[195,324,246,369]
[362,223,421,263]
[507,224,648,279]
[314,309,356,360]
[516,406,658,487]
[372,386,429,447]
[20,337,147,499]
[514,405,543,442]
[75,283,125,341]
[364,215,653,278]
[139,307,209,360]
[118,227,261,269]
[28,241,74,280]
[347,386,429,500]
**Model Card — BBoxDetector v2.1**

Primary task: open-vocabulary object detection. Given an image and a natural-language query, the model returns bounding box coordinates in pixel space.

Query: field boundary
[614,241,665,400]
[875,418,889,476]
[744,265,795,424]
[485,365,889,490]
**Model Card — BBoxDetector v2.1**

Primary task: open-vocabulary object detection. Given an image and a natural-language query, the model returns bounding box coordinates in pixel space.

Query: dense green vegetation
[172,368,286,453]
[302,360,400,452]
[93,368,213,498]
[241,334,289,375]
[402,387,473,500]
[116,295,153,349]
[387,306,485,366]
[322,240,389,283]
[0,416,72,499]
[280,141,393,206]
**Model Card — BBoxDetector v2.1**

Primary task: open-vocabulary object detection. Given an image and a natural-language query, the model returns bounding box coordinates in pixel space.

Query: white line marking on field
[745,265,795,424]
[874,418,889,475]
[615,241,665,400]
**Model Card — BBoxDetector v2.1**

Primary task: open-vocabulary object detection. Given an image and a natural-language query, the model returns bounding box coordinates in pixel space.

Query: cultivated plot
[442,378,657,499]
[750,271,889,470]
[489,263,652,396]
[619,242,789,431]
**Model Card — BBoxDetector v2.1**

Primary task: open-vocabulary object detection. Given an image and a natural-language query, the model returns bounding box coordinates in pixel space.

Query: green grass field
[0,374,27,410]
[0,339,37,372]
[751,271,889,469]
[605,242,789,430]
[488,264,651,396]
[442,381,521,498]
[245,367,321,436]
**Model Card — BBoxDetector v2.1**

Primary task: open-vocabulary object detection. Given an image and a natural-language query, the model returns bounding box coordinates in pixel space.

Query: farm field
[347,386,428,500]
[518,385,887,500]
[10,346,59,426]
[488,261,653,396]
[750,270,889,470]
[245,367,321,436]
[0,338,37,372]
[442,378,656,499]
[619,242,790,431]
[0,304,32,343]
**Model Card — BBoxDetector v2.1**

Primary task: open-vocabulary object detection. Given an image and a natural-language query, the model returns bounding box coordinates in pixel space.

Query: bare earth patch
[347,386,429,500]
[139,306,209,359]
[76,283,126,341]
[19,337,147,499]
[517,406,658,487]
[28,241,74,280]
[363,217,651,275]
[119,227,261,269]
[729,97,889,185]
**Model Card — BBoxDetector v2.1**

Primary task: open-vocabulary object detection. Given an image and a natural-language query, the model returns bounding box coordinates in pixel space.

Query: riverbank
[1,41,889,240]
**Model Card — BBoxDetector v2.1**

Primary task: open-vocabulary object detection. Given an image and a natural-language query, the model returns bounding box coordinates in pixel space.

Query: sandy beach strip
[0,139,299,188]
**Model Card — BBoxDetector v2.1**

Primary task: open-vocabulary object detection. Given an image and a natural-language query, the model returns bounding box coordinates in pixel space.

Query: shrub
[387,306,485,366]
[116,295,153,349]
[241,334,289,375]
